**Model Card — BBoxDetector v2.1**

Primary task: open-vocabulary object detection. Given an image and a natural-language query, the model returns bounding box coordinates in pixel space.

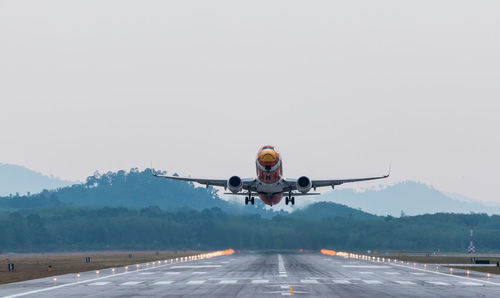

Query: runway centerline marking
[252,280,269,284]
[219,280,238,284]
[278,254,287,277]
[363,280,383,285]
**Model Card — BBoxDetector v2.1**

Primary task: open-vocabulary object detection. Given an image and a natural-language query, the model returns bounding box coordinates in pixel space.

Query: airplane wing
[153,173,228,187]
[310,174,389,188]
[153,173,256,189]
[225,192,321,196]
[284,173,389,190]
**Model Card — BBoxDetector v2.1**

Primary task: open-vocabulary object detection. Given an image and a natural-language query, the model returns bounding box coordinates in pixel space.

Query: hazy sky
[1,1,499,203]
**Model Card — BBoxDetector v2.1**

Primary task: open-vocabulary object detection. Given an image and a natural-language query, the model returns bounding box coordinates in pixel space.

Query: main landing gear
[285,196,295,205]
[245,196,255,205]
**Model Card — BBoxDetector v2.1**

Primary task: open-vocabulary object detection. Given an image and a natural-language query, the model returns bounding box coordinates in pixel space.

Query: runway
[1,252,500,297]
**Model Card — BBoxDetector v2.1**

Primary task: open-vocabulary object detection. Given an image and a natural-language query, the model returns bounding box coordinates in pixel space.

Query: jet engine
[227,176,243,193]
[296,176,312,193]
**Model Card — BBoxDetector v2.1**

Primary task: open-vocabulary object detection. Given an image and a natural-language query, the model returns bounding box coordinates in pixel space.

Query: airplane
[153,145,389,206]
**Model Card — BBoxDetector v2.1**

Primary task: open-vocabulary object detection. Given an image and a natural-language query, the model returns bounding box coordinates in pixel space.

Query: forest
[1,205,498,253]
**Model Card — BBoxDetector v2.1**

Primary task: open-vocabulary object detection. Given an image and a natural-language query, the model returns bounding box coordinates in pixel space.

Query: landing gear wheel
[250,197,255,205]
[285,197,290,205]
[245,197,249,205]
[291,197,295,205]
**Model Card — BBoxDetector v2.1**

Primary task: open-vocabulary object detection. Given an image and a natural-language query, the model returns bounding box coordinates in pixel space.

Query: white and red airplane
[153,145,389,206]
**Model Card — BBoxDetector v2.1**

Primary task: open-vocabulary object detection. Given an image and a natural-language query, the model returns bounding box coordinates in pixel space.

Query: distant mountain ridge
[2,164,499,217]
[304,181,500,216]
[0,164,76,196]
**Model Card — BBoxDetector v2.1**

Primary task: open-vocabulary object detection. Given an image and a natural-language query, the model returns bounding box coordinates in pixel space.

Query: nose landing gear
[285,196,295,205]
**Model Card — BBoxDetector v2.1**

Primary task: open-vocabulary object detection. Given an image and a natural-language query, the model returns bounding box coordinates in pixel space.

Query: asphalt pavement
[1,251,499,297]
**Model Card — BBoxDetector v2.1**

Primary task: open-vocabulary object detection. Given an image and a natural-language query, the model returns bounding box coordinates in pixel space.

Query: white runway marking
[278,254,287,277]
[88,282,111,286]
[171,265,221,269]
[363,280,383,285]
[358,271,374,274]
[164,272,180,275]
[139,272,154,275]
[192,272,207,274]
[427,281,450,286]
[154,281,174,285]
[120,281,142,286]
[410,273,426,276]
[252,280,269,284]
[384,272,400,275]
[458,281,484,286]
[300,280,319,284]
[389,262,500,286]
[395,281,416,285]
[186,280,206,285]
[332,280,351,284]
[342,265,390,268]
[219,280,238,284]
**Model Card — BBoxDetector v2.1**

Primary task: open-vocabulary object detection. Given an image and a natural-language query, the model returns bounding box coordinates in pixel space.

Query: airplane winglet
[385,162,391,178]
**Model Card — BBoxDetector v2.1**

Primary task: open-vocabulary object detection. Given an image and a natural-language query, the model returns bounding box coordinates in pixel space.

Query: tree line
[1,205,499,253]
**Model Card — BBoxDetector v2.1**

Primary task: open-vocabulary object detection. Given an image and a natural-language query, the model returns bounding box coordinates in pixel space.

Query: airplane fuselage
[255,145,285,205]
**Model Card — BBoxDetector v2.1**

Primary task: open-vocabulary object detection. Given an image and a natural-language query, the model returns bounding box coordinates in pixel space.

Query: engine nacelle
[227,176,243,193]
[296,176,312,193]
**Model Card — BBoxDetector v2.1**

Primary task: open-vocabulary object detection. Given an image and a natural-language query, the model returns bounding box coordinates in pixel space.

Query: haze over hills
[0,164,76,197]
[2,165,499,217]
[298,181,500,217]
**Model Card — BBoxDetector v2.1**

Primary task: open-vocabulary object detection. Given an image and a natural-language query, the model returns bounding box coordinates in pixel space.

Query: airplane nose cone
[259,149,277,163]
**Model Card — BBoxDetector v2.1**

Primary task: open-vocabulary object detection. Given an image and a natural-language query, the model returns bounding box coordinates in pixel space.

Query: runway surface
[1,252,500,297]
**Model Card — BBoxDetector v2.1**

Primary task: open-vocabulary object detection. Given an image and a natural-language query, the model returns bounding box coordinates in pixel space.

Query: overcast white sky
[1,1,499,203]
